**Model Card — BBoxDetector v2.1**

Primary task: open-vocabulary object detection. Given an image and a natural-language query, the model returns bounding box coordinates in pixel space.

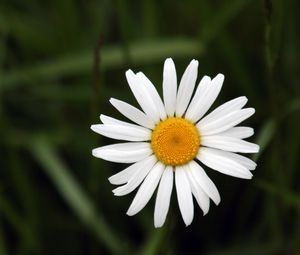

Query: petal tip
[126,209,134,216]
[91,148,99,157]
[248,108,255,114]
[154,222,163,228]
[125,69,136,80]
[202,75,211,80]
[184,221,192,227]
[164,57,175,65]
[245,171,253,179]
[109,97,116,104]
[90,124,96,131]
[125,69,133,74]
[214,197,221,206]
[191,59,199,67]
[214,73,225,82]
[251,163,257,171]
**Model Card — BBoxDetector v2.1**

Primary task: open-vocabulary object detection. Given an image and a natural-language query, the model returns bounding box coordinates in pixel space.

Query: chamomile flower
[91,58,259,228]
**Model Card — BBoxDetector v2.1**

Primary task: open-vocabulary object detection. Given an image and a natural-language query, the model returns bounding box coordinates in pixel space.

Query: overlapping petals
[91,58,259,228]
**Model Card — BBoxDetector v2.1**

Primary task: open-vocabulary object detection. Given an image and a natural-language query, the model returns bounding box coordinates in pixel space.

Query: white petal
[175,59,199,117]
[154,166,173,228]
[110,98,155,129]
[218,126,254,139]
[100,114,151,130]
[91,124,151,141]
[175,166,194,226]
[198,108,255,136]
[113,155,157,196]
[184,165,210,215]
[92,142,152,163]
[108,160,144,185]
[201,135,260,153]
[188,160,221,205]
[197,96,248,125]
[199,148,257,171]
[187,73,224,122]
[163,58,177,117]
[136,72,167,120]
[127,162,164,216]
[185,75,211,121]
[126,70,160,122]
[226,152,257,170]
[100,114,123,125]
[197,147,253,179]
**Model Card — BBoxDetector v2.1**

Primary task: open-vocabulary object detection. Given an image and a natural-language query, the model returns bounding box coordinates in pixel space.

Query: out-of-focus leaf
[255,179,300,211]
[254,97,300,162]
[264,0,285,71]
[216,33,257,99]
[284,97,300,116]
[1,38,203,89]
[139,227,168,255]
[253,118,277,162]
[0,194,38,252]
[29,137,126,255]
[200,0,253,43]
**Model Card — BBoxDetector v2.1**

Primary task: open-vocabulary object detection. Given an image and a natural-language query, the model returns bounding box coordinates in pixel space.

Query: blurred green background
[1,0,300,254]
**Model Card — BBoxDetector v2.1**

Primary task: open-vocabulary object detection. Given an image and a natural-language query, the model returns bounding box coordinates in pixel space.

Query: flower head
[91,58,259,227]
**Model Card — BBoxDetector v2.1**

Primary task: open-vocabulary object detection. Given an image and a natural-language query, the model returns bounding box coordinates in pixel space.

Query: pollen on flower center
[151,117,200,166]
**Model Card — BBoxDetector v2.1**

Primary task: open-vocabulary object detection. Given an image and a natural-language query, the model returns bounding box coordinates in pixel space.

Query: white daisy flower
[91,58,259,228]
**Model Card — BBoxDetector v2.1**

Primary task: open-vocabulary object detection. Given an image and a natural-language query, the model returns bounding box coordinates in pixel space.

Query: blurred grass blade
[0,194,37,252]
[253,118,277,162]
[200,0,252,43]
[284,97,300,116]
[1,38,203,89]
[29,137,125,255]
[139,227,168,255]
[264,0,285,71]
[254,97,300,162]
[216,33,256,98]
[139,214,174,255]
[255,179,300,211]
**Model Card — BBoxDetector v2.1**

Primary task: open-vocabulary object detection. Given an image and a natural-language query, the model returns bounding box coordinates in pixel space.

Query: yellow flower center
[151,117,200,166]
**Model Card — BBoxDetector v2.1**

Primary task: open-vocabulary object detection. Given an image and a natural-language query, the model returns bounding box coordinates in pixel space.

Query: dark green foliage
[0,0,299,254]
